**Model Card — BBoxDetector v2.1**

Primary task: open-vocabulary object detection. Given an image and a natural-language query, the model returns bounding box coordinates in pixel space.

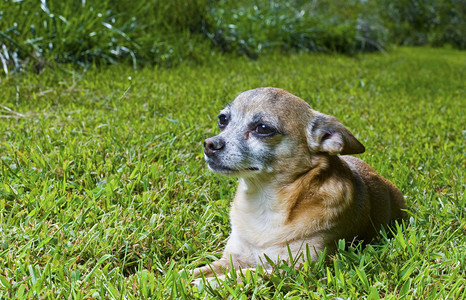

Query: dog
[193,87,406,281]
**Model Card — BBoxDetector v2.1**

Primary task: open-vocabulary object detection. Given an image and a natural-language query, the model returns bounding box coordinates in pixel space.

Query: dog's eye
[218,114,229,128]
[255,124,276,136]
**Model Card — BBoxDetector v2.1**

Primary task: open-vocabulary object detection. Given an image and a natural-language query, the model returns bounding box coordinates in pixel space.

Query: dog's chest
[230,186,291,246]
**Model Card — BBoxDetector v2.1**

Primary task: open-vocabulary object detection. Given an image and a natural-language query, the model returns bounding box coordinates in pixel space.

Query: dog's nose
[204,137,225,156]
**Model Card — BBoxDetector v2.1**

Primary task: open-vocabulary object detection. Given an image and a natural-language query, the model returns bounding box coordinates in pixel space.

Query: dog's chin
[207,161,259,176]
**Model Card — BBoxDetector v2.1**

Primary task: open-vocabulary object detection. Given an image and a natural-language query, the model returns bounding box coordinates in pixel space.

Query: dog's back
[342,155,406,239]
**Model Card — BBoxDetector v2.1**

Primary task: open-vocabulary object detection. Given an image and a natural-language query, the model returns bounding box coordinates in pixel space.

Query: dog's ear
[307,114,365,155]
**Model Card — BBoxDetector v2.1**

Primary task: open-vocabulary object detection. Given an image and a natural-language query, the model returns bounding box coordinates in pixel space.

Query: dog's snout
[204,137,225,156]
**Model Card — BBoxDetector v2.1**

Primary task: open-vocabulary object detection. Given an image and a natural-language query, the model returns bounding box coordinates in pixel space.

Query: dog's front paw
[192,267,202,279]
[191,274,227,288]
[191,266,223,288]
[192,266,212,278]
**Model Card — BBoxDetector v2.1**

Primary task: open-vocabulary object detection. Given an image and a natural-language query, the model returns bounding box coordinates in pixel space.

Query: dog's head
[204,87,365,178]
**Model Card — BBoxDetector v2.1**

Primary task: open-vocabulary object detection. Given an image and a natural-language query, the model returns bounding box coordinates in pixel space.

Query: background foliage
[377,0,466,48]
[1,0,464,73]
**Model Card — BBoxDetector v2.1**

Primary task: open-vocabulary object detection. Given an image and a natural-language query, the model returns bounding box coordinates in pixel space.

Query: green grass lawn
[0,47,464,299]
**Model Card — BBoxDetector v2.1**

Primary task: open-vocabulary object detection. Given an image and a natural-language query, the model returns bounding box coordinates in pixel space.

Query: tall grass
[202,0,388,58]
[2,0,463,74]
[0,0,211,72]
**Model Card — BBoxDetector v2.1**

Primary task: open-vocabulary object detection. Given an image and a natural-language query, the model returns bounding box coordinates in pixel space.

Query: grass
[0,46,465,298]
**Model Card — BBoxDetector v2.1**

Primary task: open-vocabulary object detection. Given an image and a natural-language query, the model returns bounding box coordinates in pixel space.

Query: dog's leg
[192,258,231,279]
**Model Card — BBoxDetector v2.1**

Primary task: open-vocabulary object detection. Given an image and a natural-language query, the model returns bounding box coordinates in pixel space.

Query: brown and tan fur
[193,87,406,282]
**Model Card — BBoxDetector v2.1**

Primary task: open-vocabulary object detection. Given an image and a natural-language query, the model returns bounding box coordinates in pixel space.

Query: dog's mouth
[207,161,259,174]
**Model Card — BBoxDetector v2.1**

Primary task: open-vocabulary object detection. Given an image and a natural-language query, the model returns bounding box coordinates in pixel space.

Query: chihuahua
[193,87,406,280]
